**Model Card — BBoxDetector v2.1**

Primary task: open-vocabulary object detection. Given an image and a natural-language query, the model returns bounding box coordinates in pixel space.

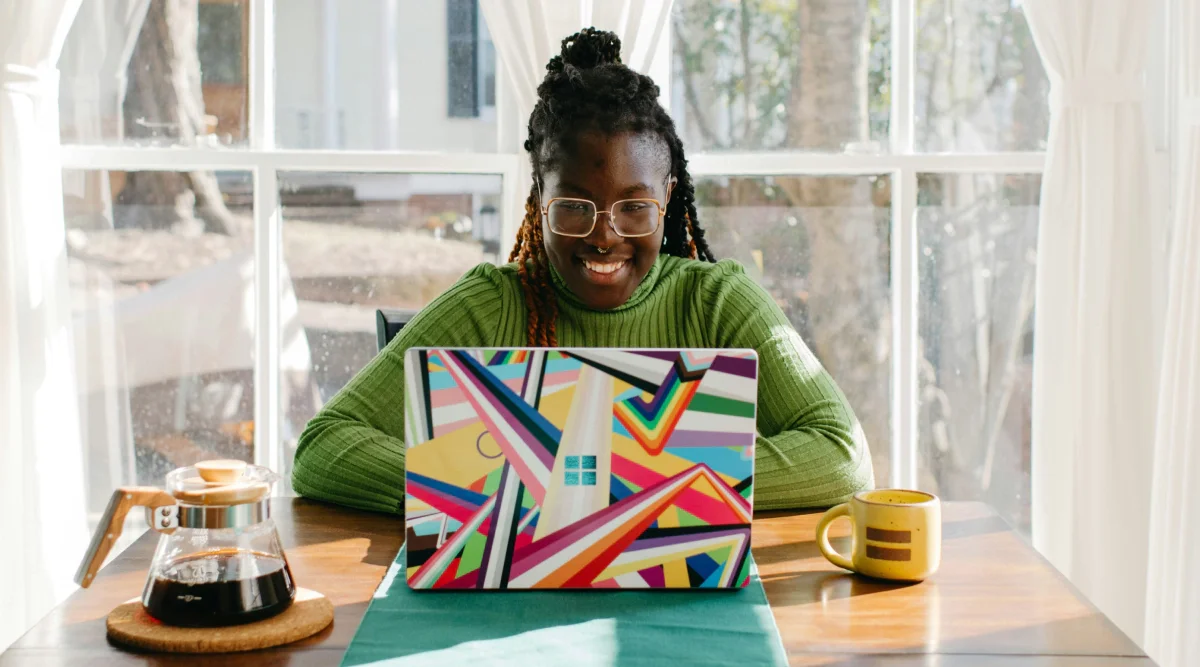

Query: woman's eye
[621,202,652,213]
[560,202,590,212]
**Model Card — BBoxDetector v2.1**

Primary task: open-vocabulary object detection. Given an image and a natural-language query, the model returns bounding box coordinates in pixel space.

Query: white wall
[275,0,496,153]
[275,0,325,147]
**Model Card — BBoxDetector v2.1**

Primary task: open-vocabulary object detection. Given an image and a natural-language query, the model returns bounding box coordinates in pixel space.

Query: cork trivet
[106,588,333,654]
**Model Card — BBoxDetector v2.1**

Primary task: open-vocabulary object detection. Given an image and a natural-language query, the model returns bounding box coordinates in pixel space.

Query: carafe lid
[166,460,277,506]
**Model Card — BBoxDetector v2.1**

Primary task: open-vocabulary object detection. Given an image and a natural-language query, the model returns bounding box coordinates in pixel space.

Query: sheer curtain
[0,0,88,652]
[1145,1,1200,664]
[1024,0,1159,644]
[58,0,150,233]
[479,0,674,203]
[57,0,153,544]
[58,0,149,144]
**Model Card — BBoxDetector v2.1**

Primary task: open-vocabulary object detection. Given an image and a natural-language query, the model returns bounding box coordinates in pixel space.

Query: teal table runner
[341,548,787,666]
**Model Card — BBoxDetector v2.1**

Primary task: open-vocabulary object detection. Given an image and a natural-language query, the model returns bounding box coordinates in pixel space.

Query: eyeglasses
[538,179,671,238]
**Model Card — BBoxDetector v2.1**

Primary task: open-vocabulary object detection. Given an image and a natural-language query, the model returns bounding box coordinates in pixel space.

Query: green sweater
[292,255,874,514]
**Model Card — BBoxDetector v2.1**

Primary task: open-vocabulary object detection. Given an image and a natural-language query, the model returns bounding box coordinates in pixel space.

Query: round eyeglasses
[539,179,671,238]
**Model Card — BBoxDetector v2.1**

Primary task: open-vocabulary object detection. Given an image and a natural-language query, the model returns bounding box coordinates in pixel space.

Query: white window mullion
[891,0,918,489]
[253,167,282,479]
[59,147,1041,179]
[58,147,521,173]
[687,152,1043,176]
[250,0,275,151]
[250,0,282,479]
[891,168,919,489]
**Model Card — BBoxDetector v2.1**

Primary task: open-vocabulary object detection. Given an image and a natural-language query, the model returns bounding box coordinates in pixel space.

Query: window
[691,175,893,486]
[59,0,250,146]
[915,1,1048,152]
[672,1,891,152]
[674,0,1047,534]
[565,456,598,486]
[60,0,1048,538]
[59,0,518,513]
[918,173,1040,533]
[63,168,255,512]
[279,172,504,475]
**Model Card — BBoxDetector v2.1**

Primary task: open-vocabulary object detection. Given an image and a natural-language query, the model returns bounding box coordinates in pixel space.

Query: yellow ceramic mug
[816,489,941,581]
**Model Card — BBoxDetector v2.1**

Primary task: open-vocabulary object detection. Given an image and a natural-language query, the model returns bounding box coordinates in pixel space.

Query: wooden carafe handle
[74,487,175,588]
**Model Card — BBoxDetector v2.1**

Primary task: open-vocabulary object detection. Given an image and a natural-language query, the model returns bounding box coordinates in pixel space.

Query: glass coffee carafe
[76,460,296,627]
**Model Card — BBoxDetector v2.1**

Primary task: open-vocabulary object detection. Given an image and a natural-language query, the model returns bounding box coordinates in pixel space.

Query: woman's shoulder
[446,261,522,295]
[411,262,523,322]
[399,262,524,346]
[659,254,759,292]
[659,255,783,324]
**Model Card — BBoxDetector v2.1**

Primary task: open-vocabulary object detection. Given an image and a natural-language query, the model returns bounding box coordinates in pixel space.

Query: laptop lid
[403,348,758,590]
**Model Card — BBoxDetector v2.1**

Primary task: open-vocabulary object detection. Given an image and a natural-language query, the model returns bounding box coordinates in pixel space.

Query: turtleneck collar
[549,254,667,313]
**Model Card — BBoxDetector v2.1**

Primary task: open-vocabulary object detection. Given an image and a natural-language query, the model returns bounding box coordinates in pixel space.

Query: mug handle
[816,503,855,571]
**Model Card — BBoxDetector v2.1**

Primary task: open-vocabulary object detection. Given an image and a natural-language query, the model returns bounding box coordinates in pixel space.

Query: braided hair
[507,27,716,347]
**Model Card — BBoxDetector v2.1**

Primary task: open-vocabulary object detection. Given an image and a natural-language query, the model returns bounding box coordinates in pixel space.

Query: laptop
[403,348,758,590]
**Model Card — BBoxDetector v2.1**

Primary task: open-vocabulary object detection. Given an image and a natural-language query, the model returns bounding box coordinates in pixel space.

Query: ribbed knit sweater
[291,255,874,514]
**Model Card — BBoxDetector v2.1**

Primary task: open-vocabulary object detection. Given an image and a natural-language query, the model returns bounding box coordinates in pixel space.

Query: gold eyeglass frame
[537,178,673,239]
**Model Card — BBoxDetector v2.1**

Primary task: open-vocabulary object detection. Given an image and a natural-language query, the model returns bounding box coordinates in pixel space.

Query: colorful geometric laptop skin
[403,348,758,590]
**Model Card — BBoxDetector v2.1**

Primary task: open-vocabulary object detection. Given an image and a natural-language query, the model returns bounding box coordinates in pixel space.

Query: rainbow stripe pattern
[404,348,759,590]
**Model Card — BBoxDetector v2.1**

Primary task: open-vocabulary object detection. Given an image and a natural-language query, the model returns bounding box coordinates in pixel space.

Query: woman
[292,28,873,514]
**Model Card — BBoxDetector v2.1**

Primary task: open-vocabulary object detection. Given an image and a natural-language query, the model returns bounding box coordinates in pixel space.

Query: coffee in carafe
[143,549,294,627]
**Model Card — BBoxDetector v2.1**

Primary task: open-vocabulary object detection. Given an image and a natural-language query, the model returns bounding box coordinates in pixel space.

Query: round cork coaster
[106,588,333,654]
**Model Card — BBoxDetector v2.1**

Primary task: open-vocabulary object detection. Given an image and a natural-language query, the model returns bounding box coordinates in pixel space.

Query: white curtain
[0,0,87,653]
[58,0,149,144]
[1144,1,1200,664]
[480,0,674,205]
[58,0,150,232]
[57,0,153,534]
[1025,0,1159,644]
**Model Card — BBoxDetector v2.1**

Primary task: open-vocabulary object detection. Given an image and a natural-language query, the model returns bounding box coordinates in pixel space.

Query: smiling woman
[506,27,716,344]
[291,27,874,515]
[539,131,674,311]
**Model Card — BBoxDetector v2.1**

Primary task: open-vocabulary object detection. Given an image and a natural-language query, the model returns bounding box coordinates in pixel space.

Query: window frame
[58,0,1172,492]
[678,0,1047,490]
[59,0,522,483]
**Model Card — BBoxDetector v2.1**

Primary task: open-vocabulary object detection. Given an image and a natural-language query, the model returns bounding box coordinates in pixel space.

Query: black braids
[517,28,718,344]
[660,132,715,262]
[525,32,716,264]
[552,27,623,72]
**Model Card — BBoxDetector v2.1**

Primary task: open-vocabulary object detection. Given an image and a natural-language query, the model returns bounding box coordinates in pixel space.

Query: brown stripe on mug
[866,545,912,561]
[866,527,912,544]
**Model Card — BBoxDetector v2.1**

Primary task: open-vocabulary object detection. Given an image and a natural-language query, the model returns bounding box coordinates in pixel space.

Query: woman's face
[540,131,673,311]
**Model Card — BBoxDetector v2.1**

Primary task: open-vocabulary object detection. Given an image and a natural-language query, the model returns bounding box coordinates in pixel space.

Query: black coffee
[142,549,295,627]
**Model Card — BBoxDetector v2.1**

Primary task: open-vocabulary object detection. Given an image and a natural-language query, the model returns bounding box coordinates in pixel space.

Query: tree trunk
[779,0,890,483]
[119,0,239,236]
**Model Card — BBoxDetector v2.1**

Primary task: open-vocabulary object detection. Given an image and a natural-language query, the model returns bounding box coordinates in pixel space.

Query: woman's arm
[291,264,509,514]
[703,262,875,509]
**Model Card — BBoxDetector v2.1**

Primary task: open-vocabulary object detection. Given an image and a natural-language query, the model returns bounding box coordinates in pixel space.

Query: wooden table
[1,499,1149,666]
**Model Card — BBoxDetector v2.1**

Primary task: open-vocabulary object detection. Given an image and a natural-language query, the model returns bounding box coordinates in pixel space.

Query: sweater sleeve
[291,264,510,514]
[702,261,875,509]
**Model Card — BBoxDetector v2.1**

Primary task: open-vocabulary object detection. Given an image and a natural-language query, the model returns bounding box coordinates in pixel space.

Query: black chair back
[375,308,417,352]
